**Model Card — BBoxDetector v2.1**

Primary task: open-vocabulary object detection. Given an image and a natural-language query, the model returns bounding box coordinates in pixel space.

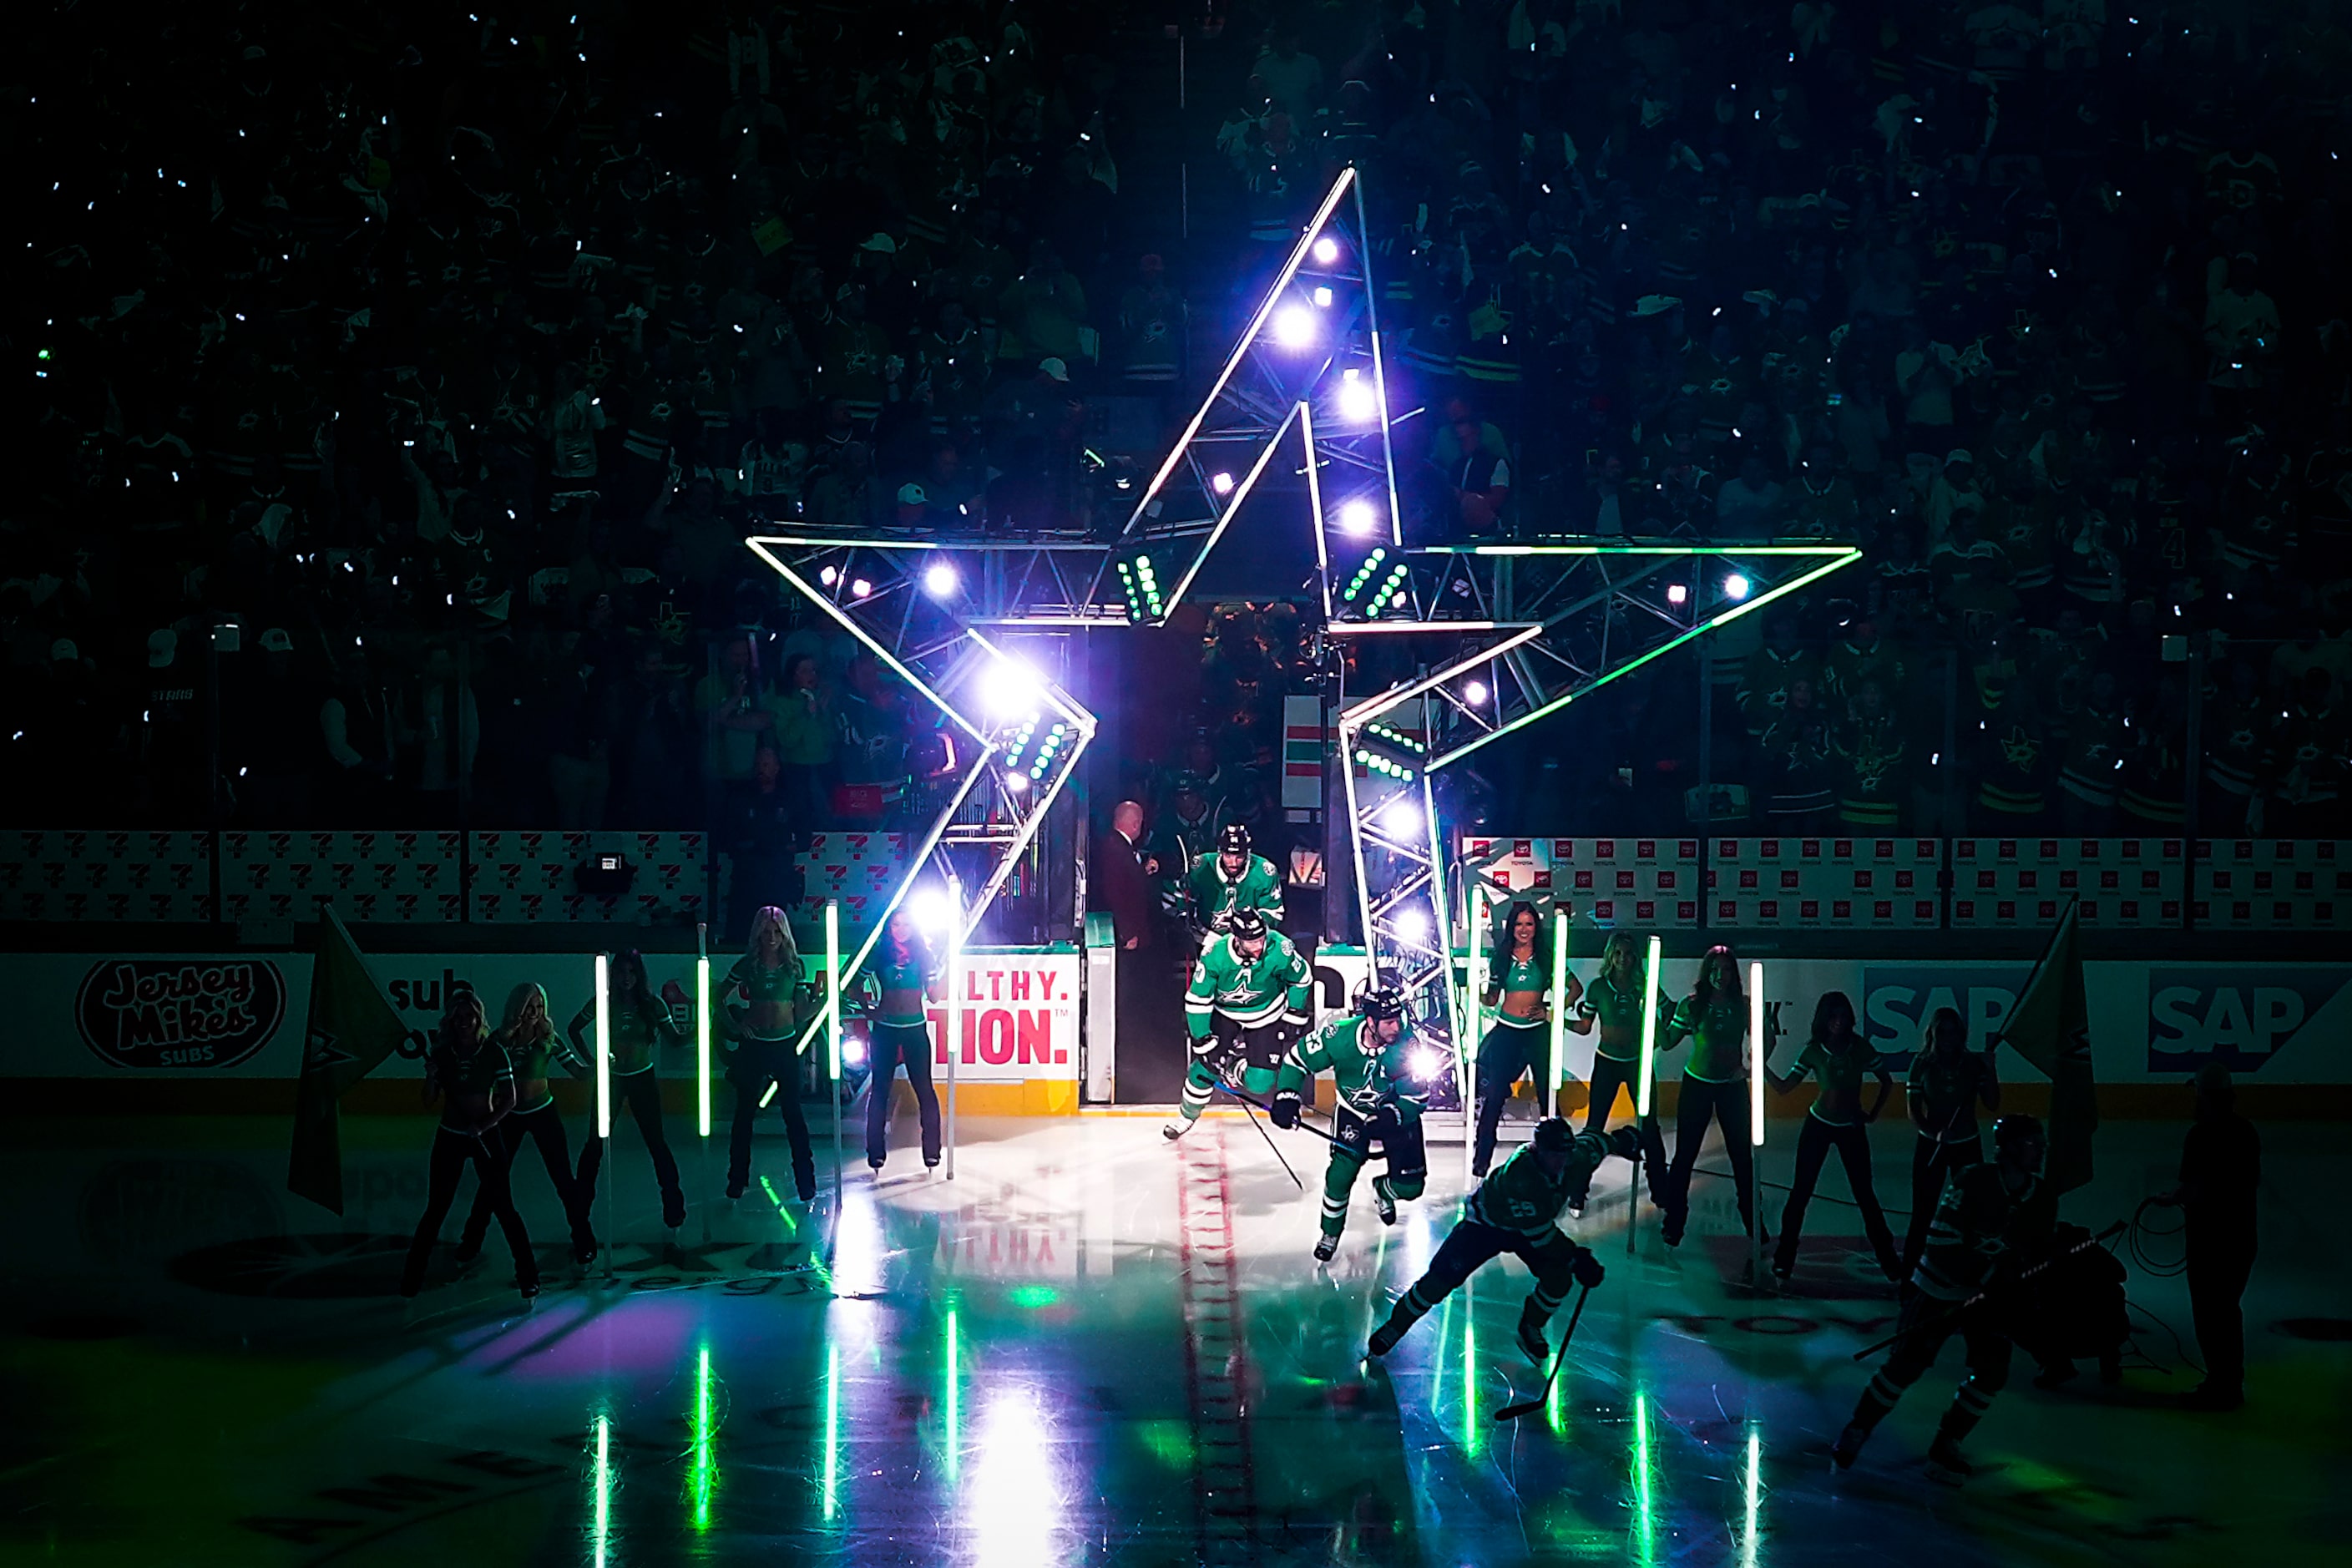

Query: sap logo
[1861,965,2033,1066]
[2147,968,2350,1074]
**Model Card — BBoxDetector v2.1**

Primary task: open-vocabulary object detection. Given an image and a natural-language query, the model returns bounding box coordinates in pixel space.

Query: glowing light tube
[594,953,612,1139]
[826,901,843,1085]
[696,926,712,1139]
[1749,961,1766,1146]
[1547,912,1570,1115]
[1636,935,1662,1118]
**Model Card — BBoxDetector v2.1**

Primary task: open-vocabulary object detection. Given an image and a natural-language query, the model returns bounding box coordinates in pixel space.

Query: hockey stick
[1849,1220,2125,1360]
[1218,1085,1304,1190]
[1216,1086,1393,1159]
[1495,1282,1594,1422]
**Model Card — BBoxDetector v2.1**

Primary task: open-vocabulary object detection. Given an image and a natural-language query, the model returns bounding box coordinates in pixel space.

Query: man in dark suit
[1098,799,1156,950]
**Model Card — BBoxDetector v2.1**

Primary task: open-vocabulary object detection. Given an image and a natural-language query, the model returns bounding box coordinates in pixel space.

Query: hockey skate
[1372,1176,1399,1226]
[1925,1434,1975,1485]
[1831,1422,1870,1471]
[1313,1234,1338,1262]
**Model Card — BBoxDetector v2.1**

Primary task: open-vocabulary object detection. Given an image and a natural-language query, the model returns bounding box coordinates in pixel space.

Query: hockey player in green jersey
[1271,983,1431,1262]
[1166,908,1312,1141]
[1834,1115,2057,1482]
[1184,823,1285,944]
[1368,1116,1632,1366]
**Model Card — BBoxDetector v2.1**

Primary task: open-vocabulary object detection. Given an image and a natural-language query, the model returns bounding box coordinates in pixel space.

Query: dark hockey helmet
[1358,984,1408,1021]
[1225,908,1269,943]
[1532,1117,1576,1158]
[1994,1114,2047,1166]
[1218,823,1252,855]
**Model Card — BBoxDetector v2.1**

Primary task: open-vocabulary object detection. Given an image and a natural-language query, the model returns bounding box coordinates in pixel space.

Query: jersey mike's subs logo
[76,959,287,1070]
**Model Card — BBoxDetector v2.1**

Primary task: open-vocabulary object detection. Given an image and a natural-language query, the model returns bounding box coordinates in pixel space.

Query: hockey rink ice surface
[3,1110,2345,1566]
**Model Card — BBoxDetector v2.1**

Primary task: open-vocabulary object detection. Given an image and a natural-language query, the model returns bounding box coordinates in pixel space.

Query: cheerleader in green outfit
[853,908,943,1171]
[1660,944,1763,1246]
[400,989,538,1301]
[569,950,691,1232]
[1565,930,1672,1210]
[723,906,818,1201]
[458,982,599,1266]
[1472,903,1580,1176]
[1763,990,1901,1282]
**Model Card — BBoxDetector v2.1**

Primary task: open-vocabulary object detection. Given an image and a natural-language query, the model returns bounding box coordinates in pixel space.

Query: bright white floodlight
[923,560,959,599]
[1394,904,1433,944]
[1464,679,1490,705]
[1273,305,1317,349]
[1211,471,1236,496]
[909,886,953,935]
[1381,799,1420,837]
[979,654,1044,718]
[1724,574,1752,601]
[1338,374,1378,423]
[1312,235,1341,266]
[1339,498,1378,538]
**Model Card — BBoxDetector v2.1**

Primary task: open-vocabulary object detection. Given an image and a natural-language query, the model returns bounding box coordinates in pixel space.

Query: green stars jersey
[1277,1015,1427,1119]
[1914,1163,2056,1302]
[1462,1130,1612,1238]
[1576,971,1670,1062]
[569,996,686,1076]
[1669,993,1747,1082]
[1186,852,1285,931]
[430,1036,513,1130]
[1185,930,1312,1037]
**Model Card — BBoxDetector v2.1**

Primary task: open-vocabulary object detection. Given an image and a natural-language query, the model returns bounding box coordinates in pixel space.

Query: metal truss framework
[1095,164,1405,623]
[744,538,1099,1056]
[1332,543,1862,1120]
[740,169,1862,1108]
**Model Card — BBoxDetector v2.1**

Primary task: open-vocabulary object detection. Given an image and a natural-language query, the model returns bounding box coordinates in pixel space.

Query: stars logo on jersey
[2000,726,2040,771]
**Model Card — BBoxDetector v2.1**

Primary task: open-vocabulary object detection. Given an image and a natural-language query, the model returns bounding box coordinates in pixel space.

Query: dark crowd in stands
[7,0,2349,857]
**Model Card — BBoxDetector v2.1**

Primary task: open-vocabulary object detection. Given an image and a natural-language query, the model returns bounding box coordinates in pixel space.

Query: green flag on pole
[287,905,410,1214]
[1998,898,2100,1194]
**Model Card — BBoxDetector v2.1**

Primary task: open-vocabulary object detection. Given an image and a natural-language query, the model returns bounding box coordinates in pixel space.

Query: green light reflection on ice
[689,1344,716,1533]
[758,1176,799,1237]
[1742,1424,1762,1568]
[1006,1283,1059,1310]
[945,1307,962,1485]
[593,1413,611,1568]
[1631,1391,1656,1565]
[1462,1317,1479,1457]
[822,1342,840,1522]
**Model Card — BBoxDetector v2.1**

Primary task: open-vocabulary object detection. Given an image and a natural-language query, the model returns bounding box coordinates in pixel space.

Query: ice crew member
[1272,984,1430,1262]
[1369,1116,1628,1366]
[1166,908,1311,1141]
[1186,822,1285,944]
[1834,1114,2057,1482]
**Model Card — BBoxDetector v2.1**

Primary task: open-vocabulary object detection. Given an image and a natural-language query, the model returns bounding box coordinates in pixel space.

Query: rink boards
[0,947,1082,1115]
[3,943,2351,1105]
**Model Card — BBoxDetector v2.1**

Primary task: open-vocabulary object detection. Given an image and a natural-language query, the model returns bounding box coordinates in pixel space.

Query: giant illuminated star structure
[747,167,1857,1096]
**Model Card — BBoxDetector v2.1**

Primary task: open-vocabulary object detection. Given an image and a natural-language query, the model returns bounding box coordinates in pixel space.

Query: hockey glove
[1269,1089,1302,1130]
[1571,1247,1606,1291]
